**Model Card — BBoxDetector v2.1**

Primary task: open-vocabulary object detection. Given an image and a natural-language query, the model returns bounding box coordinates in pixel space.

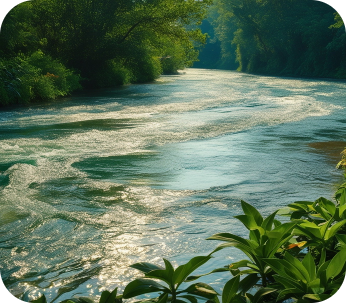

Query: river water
[0,69,346,301]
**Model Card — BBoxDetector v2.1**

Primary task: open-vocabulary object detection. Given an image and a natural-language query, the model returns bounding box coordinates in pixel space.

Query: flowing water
[0,69,346,301]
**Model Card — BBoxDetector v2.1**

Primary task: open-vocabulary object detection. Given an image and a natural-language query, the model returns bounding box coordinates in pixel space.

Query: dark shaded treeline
[195,0,346,79]
[1,0,345,107]
[0,0,211,106]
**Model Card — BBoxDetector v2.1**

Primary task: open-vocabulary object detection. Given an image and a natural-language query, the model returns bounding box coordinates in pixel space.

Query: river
[0,69,345,301]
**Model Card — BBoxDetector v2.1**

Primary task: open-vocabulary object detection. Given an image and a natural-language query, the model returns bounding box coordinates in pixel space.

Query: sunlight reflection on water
[0,69,345,301]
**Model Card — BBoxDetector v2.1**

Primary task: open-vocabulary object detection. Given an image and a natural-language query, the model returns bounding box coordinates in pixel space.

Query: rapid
[0,69,345,301]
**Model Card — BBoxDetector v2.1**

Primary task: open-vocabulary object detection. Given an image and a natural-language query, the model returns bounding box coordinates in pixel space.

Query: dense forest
[195,0,346,78]
[0,0,345,107]
[0,0,211,106]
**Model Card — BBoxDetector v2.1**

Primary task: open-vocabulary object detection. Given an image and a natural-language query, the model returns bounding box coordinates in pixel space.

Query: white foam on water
[1,69,345,301]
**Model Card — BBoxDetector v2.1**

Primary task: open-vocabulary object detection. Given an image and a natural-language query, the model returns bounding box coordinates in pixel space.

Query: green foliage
[29,289,121,303]
[208,201,296,288]
[264,249,346,302]
[92,60,132,88]
[0,59,22,105]
[337,148,346,170]
[123,256,219,303]
[199,0,346,78]
[0,51,81,105]
[0,0,211,105]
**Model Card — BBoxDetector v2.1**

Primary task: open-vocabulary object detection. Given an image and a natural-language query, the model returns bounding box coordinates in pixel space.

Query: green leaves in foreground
[264,248,346,302]
[208,200,296,288]
[123,255,219,303]
[29,289,121,303]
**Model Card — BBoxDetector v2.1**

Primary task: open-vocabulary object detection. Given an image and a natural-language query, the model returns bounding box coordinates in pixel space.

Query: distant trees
[198,0,346,78]
[0,0,211,105]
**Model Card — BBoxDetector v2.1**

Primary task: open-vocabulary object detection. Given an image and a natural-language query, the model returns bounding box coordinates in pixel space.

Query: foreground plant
[27,288,120,303]
[207,200,296,289]
[122,255,218,303]
[264,248,346,302]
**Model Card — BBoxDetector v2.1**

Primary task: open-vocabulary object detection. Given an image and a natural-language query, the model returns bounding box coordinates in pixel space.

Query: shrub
[0,51,81,106]
[93,60,132,88]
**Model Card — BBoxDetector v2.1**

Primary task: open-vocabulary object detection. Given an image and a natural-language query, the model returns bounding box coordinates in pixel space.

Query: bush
[127,52,162,83]
[93,60,132,88]
[0,59,23,105]
[0,51,81,106]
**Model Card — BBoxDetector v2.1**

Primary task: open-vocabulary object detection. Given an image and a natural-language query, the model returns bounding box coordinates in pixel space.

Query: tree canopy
[0,0,211,105]
[196,0,346,78]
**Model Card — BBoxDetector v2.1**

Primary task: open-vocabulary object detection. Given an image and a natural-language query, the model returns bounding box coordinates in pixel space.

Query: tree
[202,0,346,78]
[0,0,212,104]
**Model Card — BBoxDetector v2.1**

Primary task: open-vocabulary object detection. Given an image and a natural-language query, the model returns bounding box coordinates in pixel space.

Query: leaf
[274,275,305,291]
[178,295,198,303]
[240,200,263,226]
[263,223,297,257]
[263,258,300,280]
[336,234,346,246]
[284,252,310,283]
[302,253,316,281]
[123,279,168,299]
[207,233,253,247]
[307,278,322,291]
[208,233,257,258]
[77,298,95,303]
[60,298,94,303]
[294,222,322,240]
[325,220,346,240]
[235,215,260,231]
[327,276,345,293]
[99,288,118,303]
[277,288,304,301]
[303,294,331,301]
[185,267,229,282]
[30,295,47,303]
[222,276,240,303]
[335,186,346,205]
[318,249,326,268]
[315,197,336,216]
[130,262,164,274]
[230,259,252,270]
[145,259,175,287]
[157,293,169,303]
[173,255,212,287]
[313,203,332,221]
[326,248,346,280]
[338,204,346,219]
[249,229,262,244]
[182,283,219,300]
[288,201,314,212]
[261,211,278,231]
[252,287,277,303]
[320,220,332,240]
[238,274,260,294]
